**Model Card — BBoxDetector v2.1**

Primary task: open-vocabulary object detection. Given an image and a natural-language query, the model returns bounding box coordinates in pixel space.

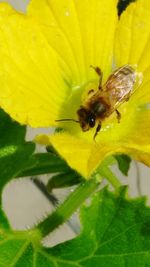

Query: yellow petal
[0,3,69,127]
[28,0,118,82]
[36,101,150,177]
[1,1,149,177]
[0,0,118,128]
[129,149,150,166]
[124,109,150,149]
[115,0,150,109]
[50,132,150,177]
[133,72,150,105]
[44,133,126,178]
[33,0,150,175]
[50,105,150,176]
[49,133,93,178]
[115,0,150,72]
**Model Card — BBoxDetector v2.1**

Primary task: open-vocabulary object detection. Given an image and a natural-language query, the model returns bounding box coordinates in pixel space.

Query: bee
[56,65,142,140]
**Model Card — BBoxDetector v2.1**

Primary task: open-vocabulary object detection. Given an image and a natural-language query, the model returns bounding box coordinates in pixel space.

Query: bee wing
[103,65,143,110]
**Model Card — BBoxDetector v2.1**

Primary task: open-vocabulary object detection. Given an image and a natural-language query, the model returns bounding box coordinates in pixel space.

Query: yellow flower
[0,0,150,178]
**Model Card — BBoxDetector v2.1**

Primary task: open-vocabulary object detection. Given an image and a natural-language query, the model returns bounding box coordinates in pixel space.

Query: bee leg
[93,123,101,141]
[88,89,94,95]
[115,109,121,123]
[125,96,130,102]
[90,65,103,90]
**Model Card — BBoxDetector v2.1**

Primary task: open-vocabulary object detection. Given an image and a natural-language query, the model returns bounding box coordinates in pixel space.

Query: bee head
[77,107,96,131]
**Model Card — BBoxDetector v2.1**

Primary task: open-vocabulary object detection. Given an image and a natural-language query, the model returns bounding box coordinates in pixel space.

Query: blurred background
[1,0,150,247]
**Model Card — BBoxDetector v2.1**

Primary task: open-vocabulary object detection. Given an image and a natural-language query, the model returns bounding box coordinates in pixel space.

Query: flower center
[56,64,143,142]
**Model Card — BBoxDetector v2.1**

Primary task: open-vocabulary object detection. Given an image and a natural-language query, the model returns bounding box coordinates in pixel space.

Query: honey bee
[56,65,142,140]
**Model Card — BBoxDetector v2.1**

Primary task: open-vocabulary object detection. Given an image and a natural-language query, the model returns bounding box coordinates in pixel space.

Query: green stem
[99,165,121,189]
[37,178,99,237]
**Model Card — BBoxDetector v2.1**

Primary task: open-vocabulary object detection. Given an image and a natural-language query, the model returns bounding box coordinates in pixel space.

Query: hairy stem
[37,178,99,237]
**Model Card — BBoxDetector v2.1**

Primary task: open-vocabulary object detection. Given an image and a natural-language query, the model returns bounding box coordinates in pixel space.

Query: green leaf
[48,188,150,267]
[1,188,150,266]
[0,206,41,267]
[18,153,71,177]
[0,206,10,231]
[47,171,82,192]
[0,109,36,201]
[115,154,131,176]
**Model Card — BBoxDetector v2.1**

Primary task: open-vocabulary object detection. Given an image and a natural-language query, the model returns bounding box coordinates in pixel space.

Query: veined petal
[41,130,150,178]
[28,0,118,82]
[30,0,150,174]
[115,0,150,72]
[47,103,150,177]
[0,0,118,127]
[0,3,68,127]
[48,133,121,178]
[124,109,150,148]
[115,0,150,110]
[133,70,150,105]
[1,0,149,177]
[128,149,150,167]
[44,133,93,178]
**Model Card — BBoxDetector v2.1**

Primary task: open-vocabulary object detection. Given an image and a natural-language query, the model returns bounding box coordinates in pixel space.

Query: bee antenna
[55,119,79,123]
